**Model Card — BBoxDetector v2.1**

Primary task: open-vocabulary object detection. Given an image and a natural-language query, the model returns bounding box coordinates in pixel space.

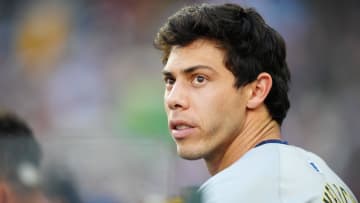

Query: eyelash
[192,75,207,85]
[163,74,208,88]
[164,76,175,85]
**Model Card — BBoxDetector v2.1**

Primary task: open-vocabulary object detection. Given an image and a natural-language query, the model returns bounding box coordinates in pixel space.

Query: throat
[204,118,281,176]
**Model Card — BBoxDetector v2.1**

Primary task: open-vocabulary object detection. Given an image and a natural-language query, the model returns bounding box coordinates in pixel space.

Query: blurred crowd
[0,0,359,202]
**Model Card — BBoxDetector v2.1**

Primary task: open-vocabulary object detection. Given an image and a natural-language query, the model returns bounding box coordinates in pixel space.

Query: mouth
[169,120,196,139]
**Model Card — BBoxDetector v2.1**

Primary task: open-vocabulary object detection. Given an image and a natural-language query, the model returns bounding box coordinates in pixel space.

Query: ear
[246,72,272,109]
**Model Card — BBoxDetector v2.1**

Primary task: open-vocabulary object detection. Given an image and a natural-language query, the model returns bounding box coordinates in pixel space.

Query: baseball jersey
[199,141,358,203]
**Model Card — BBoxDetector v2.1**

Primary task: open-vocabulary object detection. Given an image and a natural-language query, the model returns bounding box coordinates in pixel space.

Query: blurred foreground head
[0,110,46,203]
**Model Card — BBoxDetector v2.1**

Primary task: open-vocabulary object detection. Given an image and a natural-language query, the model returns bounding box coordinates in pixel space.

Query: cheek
[164,95,170,114]
[210,91,247,126]
[209,90,244,115]
[194,93,233,129]
[164,102,169,114]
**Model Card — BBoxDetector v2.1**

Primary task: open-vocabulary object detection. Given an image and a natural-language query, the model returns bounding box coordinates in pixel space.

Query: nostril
[168,102,182,110]
[166,95,182,110]
[166,101,183,110]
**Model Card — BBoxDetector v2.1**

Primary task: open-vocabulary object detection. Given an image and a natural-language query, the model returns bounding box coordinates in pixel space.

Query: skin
[162,39,281,175]
[0,182,50,203]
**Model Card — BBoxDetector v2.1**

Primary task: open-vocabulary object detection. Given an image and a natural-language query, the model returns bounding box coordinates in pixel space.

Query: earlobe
[246,72,273,109]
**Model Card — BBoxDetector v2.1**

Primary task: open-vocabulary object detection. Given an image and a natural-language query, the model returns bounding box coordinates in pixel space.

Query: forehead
[163,39,226,72]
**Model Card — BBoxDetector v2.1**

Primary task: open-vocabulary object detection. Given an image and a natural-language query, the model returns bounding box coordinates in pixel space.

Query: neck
[205,106,281,175]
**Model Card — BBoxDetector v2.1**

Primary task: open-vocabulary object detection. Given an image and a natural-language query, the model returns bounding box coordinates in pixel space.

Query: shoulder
[199,144,358,203]
[199,144,283,202]
[279,145,358,203]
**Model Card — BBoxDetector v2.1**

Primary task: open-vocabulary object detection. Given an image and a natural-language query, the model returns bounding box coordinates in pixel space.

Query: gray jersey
[199,143,358,203]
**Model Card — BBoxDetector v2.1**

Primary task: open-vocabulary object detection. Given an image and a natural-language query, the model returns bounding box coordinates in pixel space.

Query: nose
[165,82,189,111]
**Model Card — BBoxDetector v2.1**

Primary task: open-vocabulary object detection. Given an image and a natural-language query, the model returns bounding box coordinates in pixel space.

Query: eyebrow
[162,65,216,76]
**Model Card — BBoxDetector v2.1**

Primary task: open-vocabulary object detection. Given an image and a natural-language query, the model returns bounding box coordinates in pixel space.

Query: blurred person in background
[42,164,83,203]
[0,110,49,203]
[154,3,358,203]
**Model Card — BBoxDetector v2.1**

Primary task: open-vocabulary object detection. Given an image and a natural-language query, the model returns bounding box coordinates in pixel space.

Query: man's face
[162,39,250,161]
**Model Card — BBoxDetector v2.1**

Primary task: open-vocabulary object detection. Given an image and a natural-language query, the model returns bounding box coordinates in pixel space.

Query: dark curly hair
[154,3,291,125]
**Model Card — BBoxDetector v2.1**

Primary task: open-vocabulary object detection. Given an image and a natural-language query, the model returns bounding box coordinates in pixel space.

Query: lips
[169,120,196,139]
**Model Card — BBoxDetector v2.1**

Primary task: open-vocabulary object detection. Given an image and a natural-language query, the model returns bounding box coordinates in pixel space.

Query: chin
[177,146,204,160]
[179,154,202,160]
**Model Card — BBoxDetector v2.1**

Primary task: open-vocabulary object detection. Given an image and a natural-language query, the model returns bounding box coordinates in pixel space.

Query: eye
[164,76,175,86]
[192,75,207,86]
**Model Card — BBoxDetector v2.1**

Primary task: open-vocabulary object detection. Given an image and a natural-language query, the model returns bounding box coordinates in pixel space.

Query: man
[154,3,358,203]
[0,111,48,203]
